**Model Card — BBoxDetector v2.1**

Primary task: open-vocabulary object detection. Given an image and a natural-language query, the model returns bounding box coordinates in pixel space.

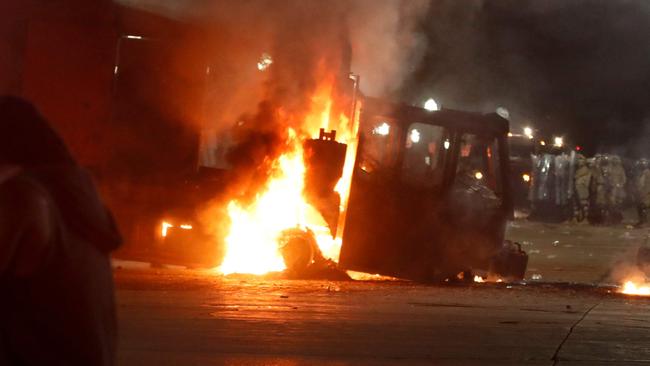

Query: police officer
[589,154,608,224]
[635,158,650,227]
[609,155,626,224]
[573,153,591,222]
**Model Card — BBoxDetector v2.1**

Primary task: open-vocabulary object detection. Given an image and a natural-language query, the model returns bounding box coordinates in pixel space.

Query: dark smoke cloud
[206,1,351,201]
[348,0,430,96]
[115,0,430,100]
[115,0,431,200]
[402,0,650,156]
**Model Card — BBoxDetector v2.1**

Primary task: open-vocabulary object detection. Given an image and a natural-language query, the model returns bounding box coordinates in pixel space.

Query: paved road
[507,219,648,283]
[115,269,650,365]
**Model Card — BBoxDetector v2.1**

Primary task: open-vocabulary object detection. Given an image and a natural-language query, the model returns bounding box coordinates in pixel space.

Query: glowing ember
[621,281,650,296]
[218,74,359,275]
[347,271,400,281]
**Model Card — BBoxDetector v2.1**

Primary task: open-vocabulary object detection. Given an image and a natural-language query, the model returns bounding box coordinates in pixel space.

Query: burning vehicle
[97,36,526,281]
[204,85,526,281]
[6,1,526,281]
[338,97,522,281]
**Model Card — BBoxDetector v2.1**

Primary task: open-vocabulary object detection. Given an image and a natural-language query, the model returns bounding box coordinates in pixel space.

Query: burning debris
[602,246,650,297]
[621,281,650,296]
[622,247,650,296]
[203,1,380,278]
[278,227,350,280]
[218,74,359,277]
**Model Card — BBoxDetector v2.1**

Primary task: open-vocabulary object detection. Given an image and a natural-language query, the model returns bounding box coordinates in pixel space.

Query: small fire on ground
[620,281,650,296]
[473,275,503,283]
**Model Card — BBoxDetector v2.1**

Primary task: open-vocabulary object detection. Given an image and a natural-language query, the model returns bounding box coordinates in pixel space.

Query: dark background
[2,0,649,157]
[401,0,650,157]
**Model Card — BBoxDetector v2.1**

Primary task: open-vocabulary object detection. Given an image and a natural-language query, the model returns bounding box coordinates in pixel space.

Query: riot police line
[527,151,650,226]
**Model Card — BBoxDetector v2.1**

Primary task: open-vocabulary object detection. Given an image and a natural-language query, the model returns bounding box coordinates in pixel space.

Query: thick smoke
[115,0,431,99]
[348,0,430,97]
[114,0,431,200]
[210,2,352,201]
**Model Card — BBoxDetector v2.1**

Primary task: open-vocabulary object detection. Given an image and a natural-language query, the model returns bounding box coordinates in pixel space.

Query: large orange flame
[219,74,359,275]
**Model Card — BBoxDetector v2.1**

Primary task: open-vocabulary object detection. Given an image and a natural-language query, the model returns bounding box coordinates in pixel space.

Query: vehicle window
[489,138,503,196]
[456,133,502,195]
[508,137,534,159]
[358,117,398,173]
[402,123,449,188]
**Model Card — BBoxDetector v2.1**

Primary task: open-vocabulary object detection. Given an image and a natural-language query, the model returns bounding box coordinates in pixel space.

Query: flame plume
[219,75,359,275]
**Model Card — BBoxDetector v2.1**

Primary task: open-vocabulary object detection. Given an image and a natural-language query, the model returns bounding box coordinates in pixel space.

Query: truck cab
[339,97,516,281]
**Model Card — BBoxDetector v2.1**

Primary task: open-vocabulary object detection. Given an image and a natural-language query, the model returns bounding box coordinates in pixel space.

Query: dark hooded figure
[0,96,122,365]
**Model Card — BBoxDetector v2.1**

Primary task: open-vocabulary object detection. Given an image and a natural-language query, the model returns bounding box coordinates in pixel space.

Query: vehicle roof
[362,97,509,137]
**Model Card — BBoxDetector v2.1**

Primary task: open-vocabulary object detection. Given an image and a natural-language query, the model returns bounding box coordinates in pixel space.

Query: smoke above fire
[347,0,430,97]
[115,0,430,199]
[115,0,431,99]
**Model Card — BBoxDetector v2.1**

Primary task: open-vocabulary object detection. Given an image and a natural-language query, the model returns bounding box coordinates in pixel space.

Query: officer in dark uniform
[635,158,650,227]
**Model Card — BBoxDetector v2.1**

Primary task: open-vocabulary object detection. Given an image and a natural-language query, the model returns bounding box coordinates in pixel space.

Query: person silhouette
[0,96,122,365]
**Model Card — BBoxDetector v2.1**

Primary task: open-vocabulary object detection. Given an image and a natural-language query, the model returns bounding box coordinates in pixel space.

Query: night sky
[401,0,650,157]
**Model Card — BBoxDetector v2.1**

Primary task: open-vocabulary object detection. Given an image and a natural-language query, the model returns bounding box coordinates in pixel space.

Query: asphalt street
[507,219,649,284]
[115,270,649,365]
[114,220,650,365]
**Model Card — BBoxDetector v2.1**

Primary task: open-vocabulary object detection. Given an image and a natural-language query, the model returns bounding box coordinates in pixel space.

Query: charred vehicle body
[103,35,227,268]
[337,98,524,281]
[128,90,527,281]
[259,97,526,281]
